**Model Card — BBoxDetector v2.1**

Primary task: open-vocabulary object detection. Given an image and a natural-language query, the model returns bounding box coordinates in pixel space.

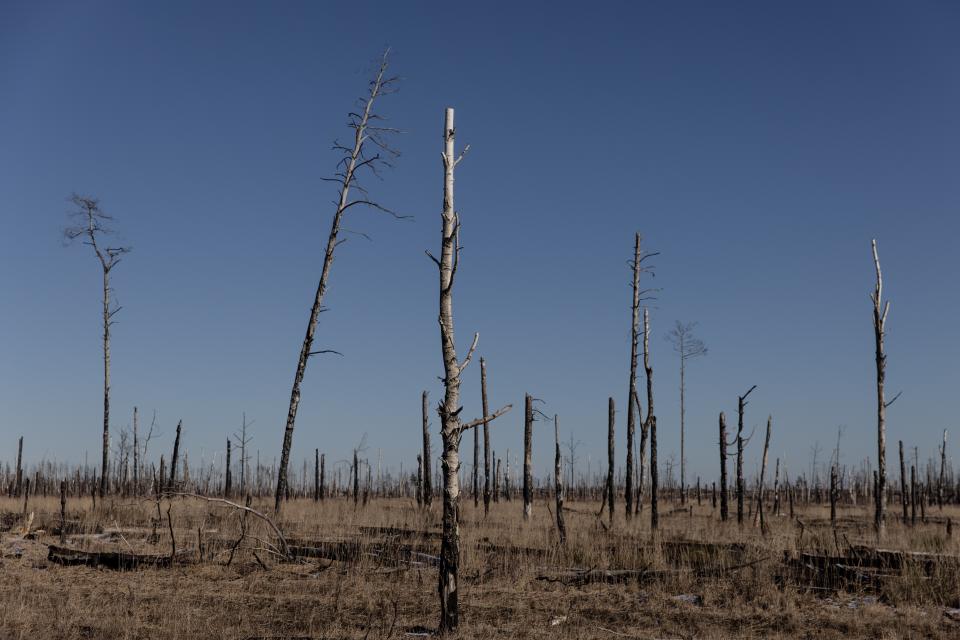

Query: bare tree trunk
[320,453,326,500]
[15,436,23,498]
[679,349,685,505]
[133,407,139,497]
[871,239,889,535]
[481,358,491,516]
[736,385,756,526]
[830,465,838,525]
[607,397,615,527]
[899,440,908,522]
[313,449,320,501]
[754,416,771,533]
[225,439,232,497]
[910,465,917,525]
[939,430,947,511]
[422,390,432,508]
[434,107,511,634]
[275,54,396,513]
[167,420,182,493]
[719,412,728,521]
[554,415,566,545]
[473,402,479,509]
[625,233,641,519]
[100,267,111,498]
[638,308,654,514]
[650,416,659,532]
[353,449,359,508]
[523,394,533,521]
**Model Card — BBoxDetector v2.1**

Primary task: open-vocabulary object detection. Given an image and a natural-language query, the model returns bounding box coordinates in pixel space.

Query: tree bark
[133,407,139,497]
[100,266,111,497]
[225,439,232,497]
[939,429,947,510]
[754,416,771,533]
[15,436,23,498]
[275,55,393,513]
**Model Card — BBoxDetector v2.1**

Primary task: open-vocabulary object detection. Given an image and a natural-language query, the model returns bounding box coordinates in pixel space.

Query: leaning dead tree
[275,51,403,513]
[64,194,131,497]
[666,321,707,505]
[430,107,511,633]
[871,239,893,535]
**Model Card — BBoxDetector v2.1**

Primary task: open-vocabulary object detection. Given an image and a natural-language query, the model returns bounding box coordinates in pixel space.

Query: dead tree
[275,52,403,513]
[736,385,757,525]
[666,321,707,505]
[132,407,139,497]
[754,415,772,533]
[481,358,492,516]
[64,194,131,497]
[899,440,908,522]
[871,239,892,535]
[422,391,432,508]
[167,420,182,493]
[637,307,655,514]
[606,397,615,526]
[939,430,947,510]
[554,415,566,544]
[625,234,641,519]
[313,449,320,501]
[430,107,511,633]
[225,439,232,497]
[523,394,535,520]
[15,436,23,498]
[720,411,730,522]
[650,416,659,532]
[830,465,838,524]
[233,413,252,496]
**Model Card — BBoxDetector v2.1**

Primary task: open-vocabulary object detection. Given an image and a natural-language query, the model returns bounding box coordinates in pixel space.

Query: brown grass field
[1,495,959,639]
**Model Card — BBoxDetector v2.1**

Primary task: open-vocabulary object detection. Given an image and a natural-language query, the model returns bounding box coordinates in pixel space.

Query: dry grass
[1,495,959,638]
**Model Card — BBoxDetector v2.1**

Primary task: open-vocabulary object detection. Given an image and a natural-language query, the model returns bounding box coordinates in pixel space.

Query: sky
[1,1,958,486]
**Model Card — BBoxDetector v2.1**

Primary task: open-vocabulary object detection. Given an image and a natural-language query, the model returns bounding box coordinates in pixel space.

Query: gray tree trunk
[167,420,182,493]
[481,358,491,516]
[554,414,566,544]
[871,239,889,535]
[719,412,729,521]
[606,397,615,527]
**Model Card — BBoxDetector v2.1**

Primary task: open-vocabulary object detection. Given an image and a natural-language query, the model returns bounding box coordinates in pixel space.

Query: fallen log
[47,544,189,570]
[536,568,671,586]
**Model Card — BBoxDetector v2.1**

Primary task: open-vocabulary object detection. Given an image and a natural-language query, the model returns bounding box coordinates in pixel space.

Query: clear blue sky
[2,1,958,484]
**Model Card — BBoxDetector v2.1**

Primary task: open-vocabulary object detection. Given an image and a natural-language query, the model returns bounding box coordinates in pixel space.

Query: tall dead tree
[871,239,891,535]
[625,233,641,519]
[666,321,707,505]
[523,394,533,521]
[606,397,615,526]
[64,194,131,497]
[736,385,757,525]
[554,414,566,544]
[275,52,402,513]
[481,358,492,516]
[233,413,252,496]
[719,412,729,521]
[430,107,511,633]
[650,416,659,532]
[422,391,432,508]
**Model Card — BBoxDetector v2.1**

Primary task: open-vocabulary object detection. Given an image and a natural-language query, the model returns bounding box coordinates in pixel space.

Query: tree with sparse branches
[429,107,512,633]
[666,321,707,505]
[64,194,131,498]
[275,50,407,513]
